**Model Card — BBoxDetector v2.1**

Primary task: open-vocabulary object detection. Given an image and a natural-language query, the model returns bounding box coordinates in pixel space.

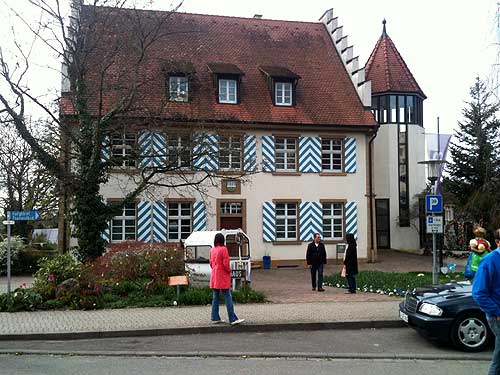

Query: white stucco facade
[101,130,372,262]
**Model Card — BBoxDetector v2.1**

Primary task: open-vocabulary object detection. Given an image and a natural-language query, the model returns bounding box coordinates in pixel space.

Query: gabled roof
[365,21,426,99]
[65,6,376,127]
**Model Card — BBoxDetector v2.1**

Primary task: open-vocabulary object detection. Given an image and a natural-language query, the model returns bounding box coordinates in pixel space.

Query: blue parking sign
[425,195,443,213]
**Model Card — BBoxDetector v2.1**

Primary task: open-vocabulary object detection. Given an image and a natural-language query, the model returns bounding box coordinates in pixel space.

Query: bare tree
[0,0,254,260]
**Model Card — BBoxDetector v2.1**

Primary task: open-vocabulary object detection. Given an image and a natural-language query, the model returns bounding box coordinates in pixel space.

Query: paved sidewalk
[0,300,401,339]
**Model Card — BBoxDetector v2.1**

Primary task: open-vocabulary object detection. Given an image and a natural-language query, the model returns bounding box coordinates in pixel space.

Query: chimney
[253,14,262,19]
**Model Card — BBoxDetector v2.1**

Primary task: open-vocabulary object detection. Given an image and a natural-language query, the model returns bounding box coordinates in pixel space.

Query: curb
[0,320,404,341]
[0,349,491,361]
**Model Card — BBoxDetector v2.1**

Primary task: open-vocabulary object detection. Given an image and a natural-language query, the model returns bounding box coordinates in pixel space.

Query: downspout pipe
[368,126,379,262]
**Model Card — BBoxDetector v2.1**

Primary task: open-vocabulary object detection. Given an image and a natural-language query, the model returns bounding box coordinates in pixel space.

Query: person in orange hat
[464,226,491,280]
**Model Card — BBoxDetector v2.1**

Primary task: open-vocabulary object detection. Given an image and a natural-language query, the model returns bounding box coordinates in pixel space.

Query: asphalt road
[0,328,493,359]
[0,355,490,375]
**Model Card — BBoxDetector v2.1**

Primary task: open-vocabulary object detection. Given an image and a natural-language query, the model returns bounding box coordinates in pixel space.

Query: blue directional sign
[8,210,40,221]
[425,195,443,213]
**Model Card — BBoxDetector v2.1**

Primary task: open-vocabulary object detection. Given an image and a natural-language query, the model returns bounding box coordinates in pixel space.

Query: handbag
[341,265,346,278]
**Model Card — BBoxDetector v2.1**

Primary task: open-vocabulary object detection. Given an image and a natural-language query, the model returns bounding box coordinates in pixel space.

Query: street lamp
[418,159,447,285]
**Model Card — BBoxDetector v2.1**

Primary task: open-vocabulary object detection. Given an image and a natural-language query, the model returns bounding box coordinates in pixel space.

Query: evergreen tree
[443,78,500,232]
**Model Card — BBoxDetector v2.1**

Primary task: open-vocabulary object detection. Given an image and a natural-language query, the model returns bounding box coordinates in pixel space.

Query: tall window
[275,202,297,240]
[398,124,409,226]
[169,76,188,102]
[111,203,136,243]
[218,79,237,104]
[219,135,242,170]
[111,133,137,168]
[167,202,192,240]
[275,137,297,172]
[321,138,343,172]
[322,202,344,240]
[275,82,293,106]
[167,134,191,169]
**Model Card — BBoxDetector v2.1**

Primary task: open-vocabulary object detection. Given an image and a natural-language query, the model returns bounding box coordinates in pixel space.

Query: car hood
[411,281,472,304]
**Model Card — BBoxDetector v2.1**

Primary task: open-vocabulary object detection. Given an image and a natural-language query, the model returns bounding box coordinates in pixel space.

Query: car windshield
[185,246,211,263]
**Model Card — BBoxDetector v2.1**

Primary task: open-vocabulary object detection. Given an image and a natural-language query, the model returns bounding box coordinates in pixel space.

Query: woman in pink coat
[210,233,244,325]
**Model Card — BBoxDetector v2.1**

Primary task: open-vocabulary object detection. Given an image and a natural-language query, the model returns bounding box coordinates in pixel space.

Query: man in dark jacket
[306,233,327,292]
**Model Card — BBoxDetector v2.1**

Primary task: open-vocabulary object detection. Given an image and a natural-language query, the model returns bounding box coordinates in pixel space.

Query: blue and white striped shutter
[299,202,323,241]
[344,137,357,173]
[193,134,219,171]
[193,201,207,231]
[101,135,111,164]
[345,201,358,240]
[299,137,321,173]
[262,135,275,172]
[138,131,153,168]
[137,201,153,242]
[152,201,167,242]
[262,201,276,242]
[139,131,167,168]
[243,135,257,172]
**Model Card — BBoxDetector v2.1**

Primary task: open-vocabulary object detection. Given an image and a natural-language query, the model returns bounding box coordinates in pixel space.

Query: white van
[184,229,251,289]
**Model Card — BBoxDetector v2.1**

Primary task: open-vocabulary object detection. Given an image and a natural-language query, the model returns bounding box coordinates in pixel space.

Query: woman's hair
[214,233,225,247]
[346,233,357,245]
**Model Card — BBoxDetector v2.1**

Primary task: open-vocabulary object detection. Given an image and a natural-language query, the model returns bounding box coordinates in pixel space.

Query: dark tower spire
[382,19,387,36]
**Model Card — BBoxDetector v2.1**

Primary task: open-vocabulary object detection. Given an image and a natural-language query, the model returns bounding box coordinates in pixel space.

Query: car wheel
[450,312,490,352]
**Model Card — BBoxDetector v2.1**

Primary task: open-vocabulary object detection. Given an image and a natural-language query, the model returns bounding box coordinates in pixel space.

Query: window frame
[166,201,193,241]
[218,134,243,171]
[166,133,192,170]
[168,75,189,102]
[275,201,299,241]
[274,136,298,172]
[321,202,345,241]
[274,81,293,106]
[218,77,238,104]
[110,132,137,169]
[110,202,137,243]
[321,138,344,173]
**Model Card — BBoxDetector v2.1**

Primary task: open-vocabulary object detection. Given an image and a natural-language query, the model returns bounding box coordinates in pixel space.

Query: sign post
[426,195,443,285]
[3,210,40,296]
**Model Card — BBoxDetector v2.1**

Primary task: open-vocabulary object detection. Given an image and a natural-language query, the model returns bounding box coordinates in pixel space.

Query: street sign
[8,210,40,221]
[425,195,443,213]
[426,216,443,234]
[2,221,14,225]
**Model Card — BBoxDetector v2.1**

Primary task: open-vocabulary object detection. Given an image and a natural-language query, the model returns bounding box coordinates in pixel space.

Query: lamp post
[418,159,446,285]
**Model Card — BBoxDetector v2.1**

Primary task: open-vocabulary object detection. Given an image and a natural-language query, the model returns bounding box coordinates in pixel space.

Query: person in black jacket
[306,233,327,292]
[344,233,358,294]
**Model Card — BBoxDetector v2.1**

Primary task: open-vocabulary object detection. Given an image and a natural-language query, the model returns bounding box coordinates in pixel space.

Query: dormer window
[259,66,300,107]
[275,82,293,106]
[169,75,189,102]
[219,78,237,104]
[207,63,244,105]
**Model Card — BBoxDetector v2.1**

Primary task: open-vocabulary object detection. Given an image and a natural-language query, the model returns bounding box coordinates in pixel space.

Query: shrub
[233,286,266,303]
[33,253,82,299]
[0,288,43,312]
[0,236,24,275]
[15,249,57,275]
[91,241,185,284]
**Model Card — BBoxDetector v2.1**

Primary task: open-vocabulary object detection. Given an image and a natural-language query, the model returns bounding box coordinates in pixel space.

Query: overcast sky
[1,0,498,135]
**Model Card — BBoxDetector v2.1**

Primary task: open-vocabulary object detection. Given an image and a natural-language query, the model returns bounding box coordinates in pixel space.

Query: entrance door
[217,200,246,231]
[375,199,390,249]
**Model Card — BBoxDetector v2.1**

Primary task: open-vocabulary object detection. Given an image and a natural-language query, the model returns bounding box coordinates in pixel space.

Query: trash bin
[263,255,271,269]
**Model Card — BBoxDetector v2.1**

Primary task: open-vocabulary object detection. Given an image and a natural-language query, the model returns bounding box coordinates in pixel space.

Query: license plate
[231,269,246,279]
[399,310,409,323]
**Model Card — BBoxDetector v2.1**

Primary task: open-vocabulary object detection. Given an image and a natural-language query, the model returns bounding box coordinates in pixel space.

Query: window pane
[390,95,397,123]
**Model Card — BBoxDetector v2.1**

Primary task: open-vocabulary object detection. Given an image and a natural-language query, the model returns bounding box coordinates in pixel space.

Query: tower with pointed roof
[366,20,427,252]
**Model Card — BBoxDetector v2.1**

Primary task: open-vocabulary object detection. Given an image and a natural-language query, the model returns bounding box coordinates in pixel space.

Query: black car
[399,281,493,352]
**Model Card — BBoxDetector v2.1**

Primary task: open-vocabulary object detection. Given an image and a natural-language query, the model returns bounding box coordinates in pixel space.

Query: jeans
[487,317,500,375]
[346,274,356,292]
[211,289,238,323]
[311,263,324,289]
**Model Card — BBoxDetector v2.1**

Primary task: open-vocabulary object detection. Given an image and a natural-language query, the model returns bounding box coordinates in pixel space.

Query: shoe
[317,288,325,292]
[344,290,356,294]
[211,319,224,324]
[312,287,316,291]
[231,319,245,326]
